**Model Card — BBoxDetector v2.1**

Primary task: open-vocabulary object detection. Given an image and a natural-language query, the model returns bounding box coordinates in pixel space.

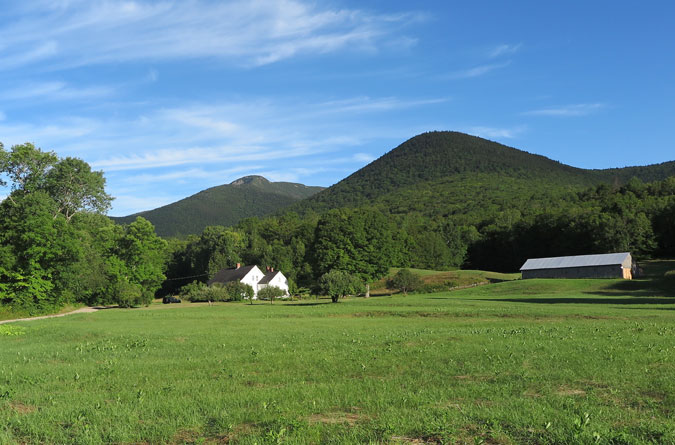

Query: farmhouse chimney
[236,263,240,269]
[271,267,274,272]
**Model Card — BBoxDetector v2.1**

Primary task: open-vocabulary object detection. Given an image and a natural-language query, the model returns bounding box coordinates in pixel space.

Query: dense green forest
[289,131,675,215]
[112,175,323,237]
[162,176,675,296]
[162,133,675,294]
[2,134,674,315]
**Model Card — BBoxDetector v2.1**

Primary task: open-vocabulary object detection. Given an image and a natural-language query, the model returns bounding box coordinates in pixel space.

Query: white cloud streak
[464,125,526,139]
[488,43,522,58]
[0,0,423,70]
[523,103,605,117]
[0,81,114,102]
[446,61,511,79]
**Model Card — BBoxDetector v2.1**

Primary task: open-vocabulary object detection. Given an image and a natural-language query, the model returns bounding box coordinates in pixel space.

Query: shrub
[179,281,254,303]
[200,285,231,302]
[224,281,254,302]
[179,281,207,302]
[387,269,423,295]
[115,281,144,308]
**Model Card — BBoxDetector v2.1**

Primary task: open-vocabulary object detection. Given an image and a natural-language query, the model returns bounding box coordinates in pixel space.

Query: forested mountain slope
[113,176,323,237]
[290,131,675,215]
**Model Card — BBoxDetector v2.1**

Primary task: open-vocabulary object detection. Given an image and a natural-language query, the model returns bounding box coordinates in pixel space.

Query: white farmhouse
[257,267,290,296]
[207,264,289,298]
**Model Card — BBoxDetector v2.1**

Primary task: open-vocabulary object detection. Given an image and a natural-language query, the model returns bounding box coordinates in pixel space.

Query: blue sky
[1,1,674,216]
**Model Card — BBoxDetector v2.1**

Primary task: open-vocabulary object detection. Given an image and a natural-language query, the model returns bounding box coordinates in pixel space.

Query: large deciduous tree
[313,208,402,281]
[45,157,112,220]
[318,270,363,303]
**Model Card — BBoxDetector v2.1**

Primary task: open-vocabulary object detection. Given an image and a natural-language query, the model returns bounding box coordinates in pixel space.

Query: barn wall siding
[522,265,625,279]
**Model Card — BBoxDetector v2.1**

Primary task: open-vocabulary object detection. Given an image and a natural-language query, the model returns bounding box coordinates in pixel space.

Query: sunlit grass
[0,266,673,444]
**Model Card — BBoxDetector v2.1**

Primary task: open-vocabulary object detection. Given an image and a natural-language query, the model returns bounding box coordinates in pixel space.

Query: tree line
[2,142,674,314]
[164,177,675,293]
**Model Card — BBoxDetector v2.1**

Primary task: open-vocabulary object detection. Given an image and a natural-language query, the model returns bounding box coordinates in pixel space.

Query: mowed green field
[1,267,674,444]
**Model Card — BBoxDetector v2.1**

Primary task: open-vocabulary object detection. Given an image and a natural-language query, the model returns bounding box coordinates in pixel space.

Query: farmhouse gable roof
[258,270,282,285]
[207,265,256,285]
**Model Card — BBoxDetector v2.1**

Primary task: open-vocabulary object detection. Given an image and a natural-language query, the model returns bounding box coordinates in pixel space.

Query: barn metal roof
[520,252,631,271]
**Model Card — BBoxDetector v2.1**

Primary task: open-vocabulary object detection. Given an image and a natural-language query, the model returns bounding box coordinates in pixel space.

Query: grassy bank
[0,266,673,444]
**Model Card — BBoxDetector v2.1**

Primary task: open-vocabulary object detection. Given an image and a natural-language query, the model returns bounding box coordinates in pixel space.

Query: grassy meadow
[1,263,674,444]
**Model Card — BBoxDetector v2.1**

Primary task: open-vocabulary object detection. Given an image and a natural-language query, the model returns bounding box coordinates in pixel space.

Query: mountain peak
[230,175,270,186]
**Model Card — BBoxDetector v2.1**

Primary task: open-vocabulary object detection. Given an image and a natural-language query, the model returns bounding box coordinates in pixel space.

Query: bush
[179,280,254,303]
[224,281,254,302]
[115,281,144,308]
[179,281,207,302]
[387,269,423,295]
[200,285,231,302]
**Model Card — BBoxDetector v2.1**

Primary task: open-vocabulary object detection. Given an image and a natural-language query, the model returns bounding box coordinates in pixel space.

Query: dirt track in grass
[0,306,105,325]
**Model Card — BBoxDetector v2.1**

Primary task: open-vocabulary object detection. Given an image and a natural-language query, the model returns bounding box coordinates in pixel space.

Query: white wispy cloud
[315,96,448,114]
[0,41,58,70]
[522,103,605,117]
[446,61,511,79]
[464,125,526,139]
[95,145,319,171]
[488,43,522,58]
[0,117,99,146]
[123,166,258,185]
[353,152,376,163]
[0,0,423,70]
[90,95,442,171]
[0,81,113,102]
[110,194,177,215]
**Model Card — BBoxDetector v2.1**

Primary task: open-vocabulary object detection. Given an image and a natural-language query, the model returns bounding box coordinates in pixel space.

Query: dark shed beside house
[520,252,633,279]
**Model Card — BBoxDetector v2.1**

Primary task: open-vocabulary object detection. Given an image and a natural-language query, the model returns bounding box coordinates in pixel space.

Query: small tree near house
[388,268,423,295]
[257,285,286,304]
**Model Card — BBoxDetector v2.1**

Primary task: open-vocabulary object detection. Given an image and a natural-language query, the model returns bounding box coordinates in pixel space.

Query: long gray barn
[520,252,633,279]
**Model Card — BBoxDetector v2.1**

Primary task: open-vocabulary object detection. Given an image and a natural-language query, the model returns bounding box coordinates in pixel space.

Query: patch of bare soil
[307,408,369,426]
[9,402,37,414]
[171,428,237,444]
[555,387,586,396]
[391,435,443,444]
[522,389,541,398]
